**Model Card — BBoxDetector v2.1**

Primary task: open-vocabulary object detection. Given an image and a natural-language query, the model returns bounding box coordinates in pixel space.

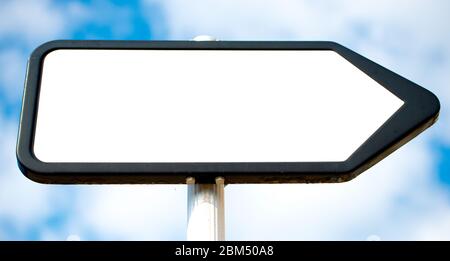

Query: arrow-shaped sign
[17,41,440,184]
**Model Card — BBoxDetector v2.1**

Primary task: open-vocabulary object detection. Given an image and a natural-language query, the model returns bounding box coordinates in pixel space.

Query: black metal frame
[16,40,440,184]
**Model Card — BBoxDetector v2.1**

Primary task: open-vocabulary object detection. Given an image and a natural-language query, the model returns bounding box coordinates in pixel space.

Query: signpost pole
[186,177,225,241]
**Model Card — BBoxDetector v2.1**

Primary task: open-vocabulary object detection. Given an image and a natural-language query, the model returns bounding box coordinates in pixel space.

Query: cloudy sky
[1,0,450,240]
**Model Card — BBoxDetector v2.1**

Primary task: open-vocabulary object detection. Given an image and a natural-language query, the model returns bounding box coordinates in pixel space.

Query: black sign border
[17,40,440,184]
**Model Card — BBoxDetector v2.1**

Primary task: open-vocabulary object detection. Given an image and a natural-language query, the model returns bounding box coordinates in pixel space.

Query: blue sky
[1,0,450,240]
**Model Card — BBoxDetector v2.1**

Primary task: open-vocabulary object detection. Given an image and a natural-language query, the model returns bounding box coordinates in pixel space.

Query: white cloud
[143,0,450,41]
[0,114,52,231]
[367,235,381,241]
[66,234,81,241]
[0,0,68,46]
[74,185,186,240]
[0,49,27,102]
[411,207,450,240]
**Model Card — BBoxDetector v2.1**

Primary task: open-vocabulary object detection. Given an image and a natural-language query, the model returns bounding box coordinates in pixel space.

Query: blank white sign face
[34,50,403,163]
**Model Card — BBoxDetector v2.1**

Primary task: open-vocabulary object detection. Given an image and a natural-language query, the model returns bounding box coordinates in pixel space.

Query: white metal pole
[187,177,225,241]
